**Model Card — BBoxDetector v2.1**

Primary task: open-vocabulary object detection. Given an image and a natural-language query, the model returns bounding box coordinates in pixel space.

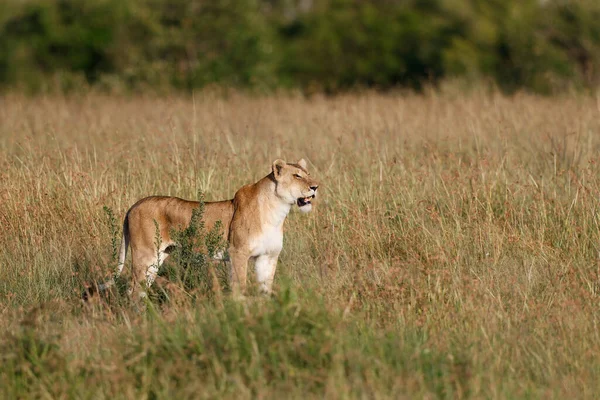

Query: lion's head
[272,158,319,213]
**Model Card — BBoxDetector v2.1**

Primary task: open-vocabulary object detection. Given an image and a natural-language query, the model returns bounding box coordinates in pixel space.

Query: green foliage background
[1,0,600,93]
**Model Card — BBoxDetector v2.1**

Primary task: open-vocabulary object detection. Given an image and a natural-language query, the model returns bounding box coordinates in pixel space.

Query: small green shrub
[156,195,229,303]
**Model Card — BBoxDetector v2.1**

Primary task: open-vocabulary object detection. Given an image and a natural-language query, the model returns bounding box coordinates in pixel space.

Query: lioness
[99,159,318,300]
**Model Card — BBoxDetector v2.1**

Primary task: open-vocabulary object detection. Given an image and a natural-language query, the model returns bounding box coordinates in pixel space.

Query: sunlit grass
[1,90,600,398]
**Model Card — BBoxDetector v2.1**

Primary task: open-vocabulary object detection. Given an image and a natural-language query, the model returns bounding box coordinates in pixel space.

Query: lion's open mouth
[297,195,314,207]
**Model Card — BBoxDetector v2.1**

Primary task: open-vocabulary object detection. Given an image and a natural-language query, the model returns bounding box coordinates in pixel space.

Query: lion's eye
[294,174,302,179]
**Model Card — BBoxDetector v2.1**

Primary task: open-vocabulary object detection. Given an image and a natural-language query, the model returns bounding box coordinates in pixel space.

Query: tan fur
[104,159,318,299]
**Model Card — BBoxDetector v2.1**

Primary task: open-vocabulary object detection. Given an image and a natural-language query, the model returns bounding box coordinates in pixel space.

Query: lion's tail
[98,213,130,291]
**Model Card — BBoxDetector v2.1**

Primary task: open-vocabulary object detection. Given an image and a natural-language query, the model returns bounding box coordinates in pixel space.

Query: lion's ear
[297,158,307,170]
[272,159,286,179]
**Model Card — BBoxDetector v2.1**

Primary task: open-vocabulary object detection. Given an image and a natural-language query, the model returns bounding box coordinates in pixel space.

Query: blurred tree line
[0,0,599,93]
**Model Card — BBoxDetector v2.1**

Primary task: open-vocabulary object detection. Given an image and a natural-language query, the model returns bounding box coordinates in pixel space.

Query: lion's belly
[249,226,283,257]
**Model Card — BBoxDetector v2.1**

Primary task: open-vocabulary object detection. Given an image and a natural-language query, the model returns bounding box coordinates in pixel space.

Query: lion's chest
[249,226,283,257]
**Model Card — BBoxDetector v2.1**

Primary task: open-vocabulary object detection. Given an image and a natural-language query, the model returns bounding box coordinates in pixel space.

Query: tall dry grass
[1,90,600,398]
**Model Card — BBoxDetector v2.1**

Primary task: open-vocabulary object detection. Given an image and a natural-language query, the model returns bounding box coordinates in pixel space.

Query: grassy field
[1,90,600,398]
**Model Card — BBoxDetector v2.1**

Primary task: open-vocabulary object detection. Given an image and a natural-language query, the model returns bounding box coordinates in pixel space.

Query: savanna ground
[1,89,600,398]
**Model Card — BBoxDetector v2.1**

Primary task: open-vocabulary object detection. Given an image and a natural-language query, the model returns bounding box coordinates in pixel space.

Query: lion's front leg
[228,247,250,297]
[254,253,279,295]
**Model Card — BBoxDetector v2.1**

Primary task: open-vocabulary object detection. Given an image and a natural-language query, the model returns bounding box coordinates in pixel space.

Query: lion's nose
[310,185,318,191]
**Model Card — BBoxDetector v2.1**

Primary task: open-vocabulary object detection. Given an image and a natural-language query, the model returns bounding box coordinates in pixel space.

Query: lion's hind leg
[129,245,172,301]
